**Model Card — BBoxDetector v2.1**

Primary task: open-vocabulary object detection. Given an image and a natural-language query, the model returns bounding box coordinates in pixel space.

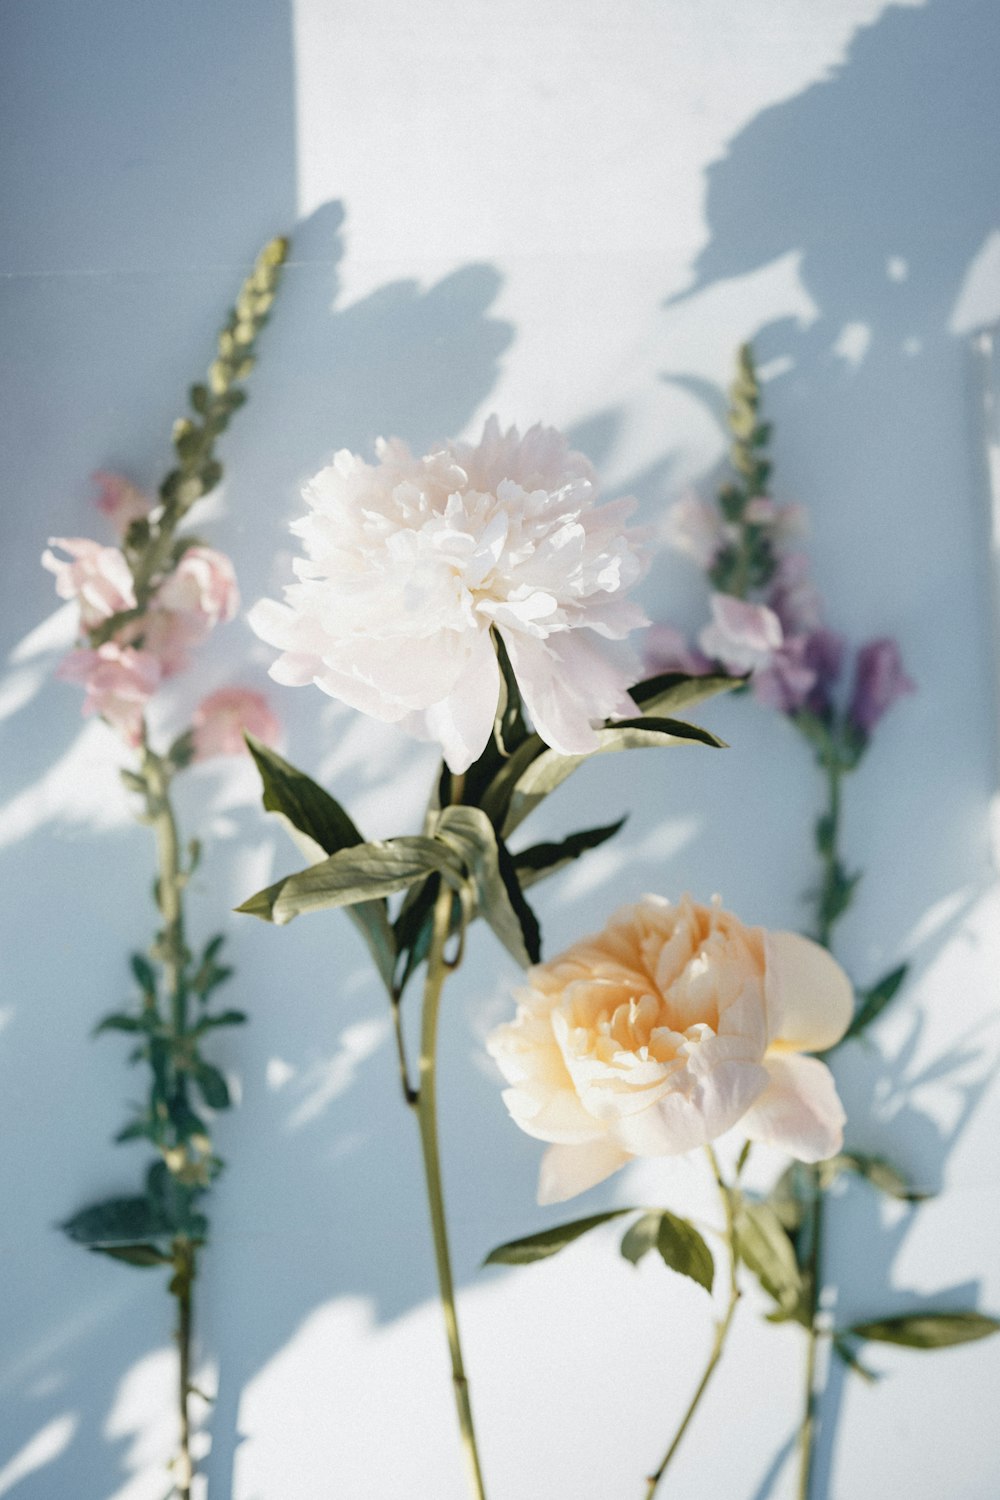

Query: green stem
[415,877,488,1500]
[143,747,197,1500]
[643,1145,742,1499]
[815,757,843,950]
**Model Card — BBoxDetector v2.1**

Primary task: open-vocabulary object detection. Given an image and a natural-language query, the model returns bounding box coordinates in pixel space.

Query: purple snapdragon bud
[803,628,846,716]
[848,637,915,737]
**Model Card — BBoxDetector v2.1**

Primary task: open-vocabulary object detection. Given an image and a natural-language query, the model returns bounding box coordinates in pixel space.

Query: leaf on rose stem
[842,964,909,1043]
[236,836,464,928]
[243,734,397,990]
[653,1211,715,1293]
[820,1151,929,1203]
[735,1201,804,1314]
[620,1210,663,1265]
[484,1209,638,1266]
[498,718,727,837]
[846,1312,1000,1349]
[436,805,541,966]
[514,818,627,890]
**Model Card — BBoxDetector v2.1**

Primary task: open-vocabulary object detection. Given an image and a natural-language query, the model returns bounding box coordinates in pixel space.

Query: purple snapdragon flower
[848,637,915,737]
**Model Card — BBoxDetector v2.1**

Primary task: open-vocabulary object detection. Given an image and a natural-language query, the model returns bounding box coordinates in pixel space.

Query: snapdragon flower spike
[249,417,650,774]
[848,637,916,739]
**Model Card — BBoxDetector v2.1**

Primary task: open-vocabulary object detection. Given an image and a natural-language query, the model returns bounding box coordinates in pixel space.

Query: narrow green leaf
[515,818,627,890]
[628,671,741,718]
[236,836,464,927]
[244,734,397,989]
[62,1195,165,1248]
[191,1009,248,1036]
[843,964,909,1042]
[654,1211,715,1293]
[436,805,540,966]
[735,1201,804,1313]
[99,1243,172,1268]
[848,1312,1000,1349]
[500,717,726,836]
[93,1014,145,1036]
[821,1152,928,1203]
[131,953,157,996]
[620,1210,663,1266]
[484,1209,637,1266]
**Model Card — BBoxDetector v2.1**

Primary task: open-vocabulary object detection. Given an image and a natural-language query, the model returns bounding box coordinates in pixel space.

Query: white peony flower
[249,418,649,773]
[487,895,852,1204]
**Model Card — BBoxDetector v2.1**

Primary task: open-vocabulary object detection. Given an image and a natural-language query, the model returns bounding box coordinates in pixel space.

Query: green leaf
[436,805,541,966]
[652,1210,715,1293]
[62,1194,165,1249]
[100,1244,172,1268]
[843,964,909,1043]
[620,1210,665,1266]
[833,1336,880,1384]
[848,1312,1000,1349]
[628,671,740,718]
[237,835,465,926]
[821,1151,929,1203]
[93,1013,145,1036]
[498,717,726,837]
[192,1061,231,1110]
[191,1009,247,1036]
[735,1201,804,1315]
[484,1209,637,1266]
[131,953,157,997]
[514,818,627,890]
[244,735,397,990]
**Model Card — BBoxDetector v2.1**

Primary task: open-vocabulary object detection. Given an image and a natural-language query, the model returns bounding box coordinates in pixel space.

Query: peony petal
[423,628,501,773]
[741,1053,846,1162]
[613,1059,770,1157]
[537,1137,632,1205]
[763,931,854,1053]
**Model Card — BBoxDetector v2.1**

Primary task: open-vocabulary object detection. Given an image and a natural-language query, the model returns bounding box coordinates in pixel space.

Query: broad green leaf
[629,671,740,718]
[244,735,397,988]
[193,1061,231,1110]
[485,1209,637,1265]
[842,964,909,1043]
[848,1312,1000,1349]
[436,805,540,966]
[236,836,464,927]
[735,1201,804,1314]
[620,1210,663,1266]
[821,1151,928,1203]
[515,818,627,890]
[500,717,726,836]
[653,1210,715,1293]
[63,1195,165,1249]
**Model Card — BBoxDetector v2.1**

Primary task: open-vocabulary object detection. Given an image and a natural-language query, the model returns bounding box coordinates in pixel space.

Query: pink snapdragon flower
[137,546,240,675]
[699,594,783,674]
[191,687,281,761]
[42,537,136,630]
[664,494,733,569]
[93,472,154,537]
[58,642,161,747]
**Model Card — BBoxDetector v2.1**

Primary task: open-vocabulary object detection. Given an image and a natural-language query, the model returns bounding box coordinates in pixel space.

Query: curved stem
[643,1145,742,1499]
[415,876,488,1500]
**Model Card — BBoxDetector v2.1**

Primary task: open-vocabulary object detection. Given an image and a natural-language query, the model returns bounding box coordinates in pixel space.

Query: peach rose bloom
[487,895,852,1204]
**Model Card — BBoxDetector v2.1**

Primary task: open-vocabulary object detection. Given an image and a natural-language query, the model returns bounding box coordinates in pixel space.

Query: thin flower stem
[643,1145,742,1499]
[416,877,488,1500]
[144,747,197,1500]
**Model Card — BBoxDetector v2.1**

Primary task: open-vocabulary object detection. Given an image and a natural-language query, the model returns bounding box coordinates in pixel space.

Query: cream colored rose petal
[741,1054,846,1162]
[763,930,854,1052]
[537,1138,632,1205]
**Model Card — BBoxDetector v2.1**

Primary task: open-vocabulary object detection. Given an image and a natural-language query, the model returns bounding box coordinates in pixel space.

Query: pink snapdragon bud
[848,637,915,737]
[191,687,281,761]
[642,623,713,677]
[42,537,136,631]
[93,472,154,537]
[153,545,239,629]
[744,497,807,542]
[664,493,733,569]
[58,642,161,747]
[699,593,783,674]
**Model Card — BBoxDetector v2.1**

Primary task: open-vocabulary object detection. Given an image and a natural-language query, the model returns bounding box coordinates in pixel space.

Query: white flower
[487,895,852,1204]
[249,418,649,773]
